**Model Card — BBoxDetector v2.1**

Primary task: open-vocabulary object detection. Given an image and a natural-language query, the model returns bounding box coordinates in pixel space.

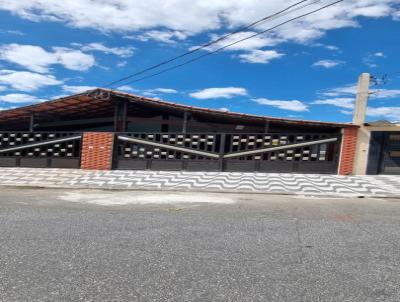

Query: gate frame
[113,132,342,174]
[0,131,83,168]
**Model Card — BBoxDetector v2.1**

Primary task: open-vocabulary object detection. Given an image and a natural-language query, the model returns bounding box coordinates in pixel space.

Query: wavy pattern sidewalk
[0,168,399,197]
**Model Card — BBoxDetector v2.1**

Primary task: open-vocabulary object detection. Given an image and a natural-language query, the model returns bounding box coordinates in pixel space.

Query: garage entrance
[368,132,400,175]
[115,132,341,174]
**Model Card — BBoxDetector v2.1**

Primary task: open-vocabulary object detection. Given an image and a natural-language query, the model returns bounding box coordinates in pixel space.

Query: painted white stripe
[0,135,82,153]
[118,136,220,158]
[224,137,338,159]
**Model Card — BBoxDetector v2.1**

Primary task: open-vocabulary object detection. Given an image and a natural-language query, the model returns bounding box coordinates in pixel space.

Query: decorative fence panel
[115,132,341,174]
[116,133,222,171]
[0,132,82,168]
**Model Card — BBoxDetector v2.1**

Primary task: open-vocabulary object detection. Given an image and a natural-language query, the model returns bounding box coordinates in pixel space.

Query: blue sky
[0,0,399,123]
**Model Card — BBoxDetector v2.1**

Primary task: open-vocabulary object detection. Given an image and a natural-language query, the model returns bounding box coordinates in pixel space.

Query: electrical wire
[119,0,344,86]
[371,72,400,86]
[104,0,319,88]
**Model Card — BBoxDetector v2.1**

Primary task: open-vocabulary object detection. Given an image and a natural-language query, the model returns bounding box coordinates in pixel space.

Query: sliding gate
[368,132,400,175]
[0,132,82,168]
[115,132,341,174]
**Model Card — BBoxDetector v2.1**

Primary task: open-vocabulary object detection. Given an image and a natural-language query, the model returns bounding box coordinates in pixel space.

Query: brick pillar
[338,128,358,175]
[80,132,114,170]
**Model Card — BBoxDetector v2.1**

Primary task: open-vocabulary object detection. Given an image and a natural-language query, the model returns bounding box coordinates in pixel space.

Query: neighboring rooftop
[366,120,400,127]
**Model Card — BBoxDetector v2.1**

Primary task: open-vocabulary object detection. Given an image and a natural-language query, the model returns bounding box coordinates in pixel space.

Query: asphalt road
[1,188,400,302]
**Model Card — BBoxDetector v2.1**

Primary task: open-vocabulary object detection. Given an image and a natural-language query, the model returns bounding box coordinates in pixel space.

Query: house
[0,88,358,174]
[354,119,400,175]
[350,73,400,175]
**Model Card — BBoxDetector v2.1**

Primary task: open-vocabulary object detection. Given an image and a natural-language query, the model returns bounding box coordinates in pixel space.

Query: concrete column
[353,127,371,175]
[29,112,35,132]
[113,102,128,132]
[353,73,370,125]
[182,111,189,133]
[352,73,371,175]
[264,121,270,133]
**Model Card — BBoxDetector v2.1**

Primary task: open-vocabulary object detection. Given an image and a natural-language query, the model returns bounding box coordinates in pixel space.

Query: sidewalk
[0,168,399,197]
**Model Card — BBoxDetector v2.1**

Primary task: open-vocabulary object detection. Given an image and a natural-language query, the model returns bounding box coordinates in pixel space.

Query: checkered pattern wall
[227,134,332,161]
[0,132,81,158]
[119,133,219,160]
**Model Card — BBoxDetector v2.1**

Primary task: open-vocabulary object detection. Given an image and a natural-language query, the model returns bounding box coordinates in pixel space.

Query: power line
[371,72,400,86]
[119,0,344,86]
[104,0,318,88]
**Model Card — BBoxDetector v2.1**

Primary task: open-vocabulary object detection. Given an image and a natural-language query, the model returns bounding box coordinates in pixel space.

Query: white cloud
[0,70,62,91]
[53,47,95,71]
[194,31,281,52]
[128,30,188,44]
[189,87,248,99]
[315,82,400,120]
[321,83,400,100]
[374,52,385,57]
[139,88,179,97]
[191,1,399,54]
[219,107,230,112]
[142,91,157,97]
[313,97,355,109]
[367,107,400,120]
[190,31,283,64]
[253,98,309,112]
[116,85,137,93]
[339,109,353,115]
[0,85,6,91]
[0,1,398,69]
[117,61,128,68]
[62,85,97,94]
[324,45,340,51]
[350,5,393,18]
[363,52,386,68]
[2,1,397,38]
[0,44,56,73]
[370,89,400,99]
[0,93,45,103]
[116,86,178,95]
[313,43,340,51]
[78,42,134,57]
[0,29,24,35]
[238,49,284,64]
[0,0,222,34]
[312,59,344,68]
[151,88,178,94]
[320,84,357,97]
[0,44,95,73]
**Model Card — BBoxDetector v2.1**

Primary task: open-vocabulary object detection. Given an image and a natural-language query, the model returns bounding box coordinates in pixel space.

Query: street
[1,187,400,301]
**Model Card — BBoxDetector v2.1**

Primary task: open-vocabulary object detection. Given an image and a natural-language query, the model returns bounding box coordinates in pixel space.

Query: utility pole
[353,73,371,125]
[352,73,371,175]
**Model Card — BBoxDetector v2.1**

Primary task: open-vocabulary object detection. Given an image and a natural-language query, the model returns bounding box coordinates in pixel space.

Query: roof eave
[0,87,359,129]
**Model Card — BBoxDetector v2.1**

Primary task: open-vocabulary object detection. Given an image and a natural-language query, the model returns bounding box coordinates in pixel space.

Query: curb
[1,183,400,199]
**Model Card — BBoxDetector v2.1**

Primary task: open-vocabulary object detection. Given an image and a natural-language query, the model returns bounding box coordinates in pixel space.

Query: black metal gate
[382,133,400,174]
[115,132,341,174]
[368,132,400,175]
[0,132,82,168]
